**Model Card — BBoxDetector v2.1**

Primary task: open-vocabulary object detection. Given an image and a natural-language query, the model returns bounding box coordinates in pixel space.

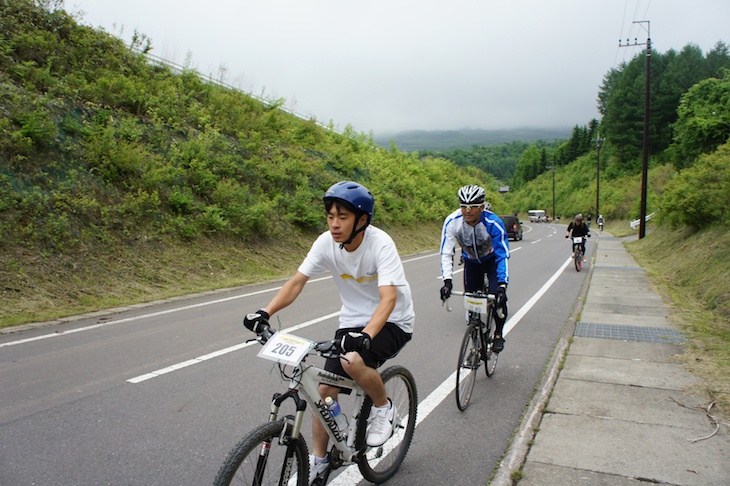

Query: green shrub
[662,142,730,227]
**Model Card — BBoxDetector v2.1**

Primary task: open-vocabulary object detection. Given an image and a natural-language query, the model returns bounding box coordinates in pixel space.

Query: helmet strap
[339,213,369,249]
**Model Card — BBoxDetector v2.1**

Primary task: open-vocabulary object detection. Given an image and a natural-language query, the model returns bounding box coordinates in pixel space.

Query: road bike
[214,325,417,486]
[445,290,498,411]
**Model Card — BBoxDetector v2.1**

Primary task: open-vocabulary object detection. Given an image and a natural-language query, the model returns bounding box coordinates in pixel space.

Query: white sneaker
[366,399,396,447]
[288,454,328,486]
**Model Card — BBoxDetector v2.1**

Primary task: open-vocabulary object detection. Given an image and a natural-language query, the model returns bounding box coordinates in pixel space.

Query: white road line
[328,370,459,485]
[127,311,341,383]
[503,257,571,336]
[3,255,439,349]
[329,257,572,484]
[129,254,570,384]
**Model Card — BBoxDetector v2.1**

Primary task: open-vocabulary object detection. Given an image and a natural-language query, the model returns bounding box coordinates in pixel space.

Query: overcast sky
[68,0,728,137]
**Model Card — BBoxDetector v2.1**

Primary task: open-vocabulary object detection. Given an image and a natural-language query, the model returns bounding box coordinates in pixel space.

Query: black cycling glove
[440,279,453,301]
[243,309,270,334]
[495,284,508,319]
[339,331,372,353]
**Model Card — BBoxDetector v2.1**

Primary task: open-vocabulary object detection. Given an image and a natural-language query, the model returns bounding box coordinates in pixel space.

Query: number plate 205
[258,332,313,366]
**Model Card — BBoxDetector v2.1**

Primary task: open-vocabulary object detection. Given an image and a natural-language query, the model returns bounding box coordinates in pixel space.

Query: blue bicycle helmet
[323,181,374,223]
[323,181,375,247]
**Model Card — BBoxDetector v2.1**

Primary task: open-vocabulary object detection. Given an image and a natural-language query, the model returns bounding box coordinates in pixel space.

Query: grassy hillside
[0,1,497,326]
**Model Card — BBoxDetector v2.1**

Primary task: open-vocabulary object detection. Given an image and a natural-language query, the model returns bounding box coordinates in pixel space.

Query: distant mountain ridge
[374,127,572,152]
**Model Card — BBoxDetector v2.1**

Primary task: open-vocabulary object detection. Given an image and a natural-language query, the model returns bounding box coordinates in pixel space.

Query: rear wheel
[214,420,308,486]
[356,365,418,483]
[483,316,499,377]
[455,323,481,410]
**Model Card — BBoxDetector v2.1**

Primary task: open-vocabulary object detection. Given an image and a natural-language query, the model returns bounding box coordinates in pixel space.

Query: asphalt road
[0,222,592,485]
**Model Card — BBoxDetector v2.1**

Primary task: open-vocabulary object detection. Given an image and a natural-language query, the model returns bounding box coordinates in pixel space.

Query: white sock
[314,455,328,465]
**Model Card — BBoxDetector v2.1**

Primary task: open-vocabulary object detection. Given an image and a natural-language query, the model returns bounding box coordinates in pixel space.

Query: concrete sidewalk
[494,232,730,485]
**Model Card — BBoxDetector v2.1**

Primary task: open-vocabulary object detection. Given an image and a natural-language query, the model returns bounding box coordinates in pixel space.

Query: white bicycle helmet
[457,185,485,205]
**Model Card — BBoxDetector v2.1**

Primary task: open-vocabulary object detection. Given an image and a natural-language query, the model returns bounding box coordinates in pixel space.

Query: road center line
[2,254,438,349]
[127,311,341,383]
[329,256,574,484]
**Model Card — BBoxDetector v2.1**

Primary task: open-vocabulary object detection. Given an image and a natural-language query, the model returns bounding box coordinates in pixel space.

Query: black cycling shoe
[492,337,505,353]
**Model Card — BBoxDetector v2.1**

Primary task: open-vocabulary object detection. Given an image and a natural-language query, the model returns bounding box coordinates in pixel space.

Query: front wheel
[574,248,583,272]
[214,420,309,486]
[356,365,418,483]
[456,323,481,410]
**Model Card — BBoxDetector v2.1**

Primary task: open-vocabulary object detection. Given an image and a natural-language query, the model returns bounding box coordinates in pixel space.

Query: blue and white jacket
[439,209,510,284]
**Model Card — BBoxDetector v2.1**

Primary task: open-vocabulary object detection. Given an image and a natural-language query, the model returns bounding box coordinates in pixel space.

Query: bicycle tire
[455,323,480,411]
[483,313,498,377]
[214,420,309,486]
[356,365,418,484]
[574,248,582,271]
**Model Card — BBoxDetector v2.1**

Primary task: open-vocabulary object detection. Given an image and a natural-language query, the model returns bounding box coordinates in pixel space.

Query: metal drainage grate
[575,322,686,343]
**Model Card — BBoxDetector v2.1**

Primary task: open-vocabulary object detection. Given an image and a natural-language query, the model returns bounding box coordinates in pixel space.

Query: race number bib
[464,295,488,314]
[258,332,313,367]
[573,237,583,244]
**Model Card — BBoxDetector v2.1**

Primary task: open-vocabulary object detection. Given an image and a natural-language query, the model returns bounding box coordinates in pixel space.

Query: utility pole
[595,133,605,221]
[545,161,556,222]
[551,161,556,223]
[620,21,651,239]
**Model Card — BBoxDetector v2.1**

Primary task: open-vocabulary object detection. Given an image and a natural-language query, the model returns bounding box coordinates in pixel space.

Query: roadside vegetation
[1,0,728,414]
[628,224,730,416]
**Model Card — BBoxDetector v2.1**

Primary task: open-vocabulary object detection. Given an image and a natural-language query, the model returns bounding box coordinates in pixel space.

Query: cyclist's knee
[318,383,340,399]
[340,351,365,375]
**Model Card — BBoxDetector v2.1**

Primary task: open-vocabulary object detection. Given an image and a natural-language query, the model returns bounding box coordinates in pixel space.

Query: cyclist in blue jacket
[439,185,510,352]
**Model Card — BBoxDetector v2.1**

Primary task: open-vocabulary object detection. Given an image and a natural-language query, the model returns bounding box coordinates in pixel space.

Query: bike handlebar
[251,324,344,359]
[442,291,495,312]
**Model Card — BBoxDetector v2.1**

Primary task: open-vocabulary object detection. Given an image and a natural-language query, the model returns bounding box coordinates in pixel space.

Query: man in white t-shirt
[244,181,414,485]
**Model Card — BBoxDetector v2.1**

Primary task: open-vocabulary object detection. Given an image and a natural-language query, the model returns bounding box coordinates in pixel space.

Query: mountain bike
[445,290,498,411]
[572,236,587,271]
[214,325,417,486]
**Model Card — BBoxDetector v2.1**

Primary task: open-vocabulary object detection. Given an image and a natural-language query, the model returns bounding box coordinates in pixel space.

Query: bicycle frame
[266,353,366,464]
[215,328,417,486]
[572,236,585,253]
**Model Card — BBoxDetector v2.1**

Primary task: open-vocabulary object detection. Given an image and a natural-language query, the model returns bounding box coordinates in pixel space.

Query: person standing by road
[438,185,510,352]
[243,181,414,485]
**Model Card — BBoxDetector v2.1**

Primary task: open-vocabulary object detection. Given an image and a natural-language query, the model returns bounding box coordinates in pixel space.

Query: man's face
[327,204,361,243]
[460,203,484,226]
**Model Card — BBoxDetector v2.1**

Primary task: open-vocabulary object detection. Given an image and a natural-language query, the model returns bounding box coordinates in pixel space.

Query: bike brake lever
[442,298,452,312]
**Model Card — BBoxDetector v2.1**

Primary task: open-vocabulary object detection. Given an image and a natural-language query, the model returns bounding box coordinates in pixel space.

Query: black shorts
[324,322,412,379]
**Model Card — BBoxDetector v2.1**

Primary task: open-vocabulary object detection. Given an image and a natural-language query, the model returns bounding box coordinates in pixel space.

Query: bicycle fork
[254,391,308,485]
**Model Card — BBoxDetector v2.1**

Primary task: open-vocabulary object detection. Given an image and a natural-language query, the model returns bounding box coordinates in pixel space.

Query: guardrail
[630,212,655,229]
